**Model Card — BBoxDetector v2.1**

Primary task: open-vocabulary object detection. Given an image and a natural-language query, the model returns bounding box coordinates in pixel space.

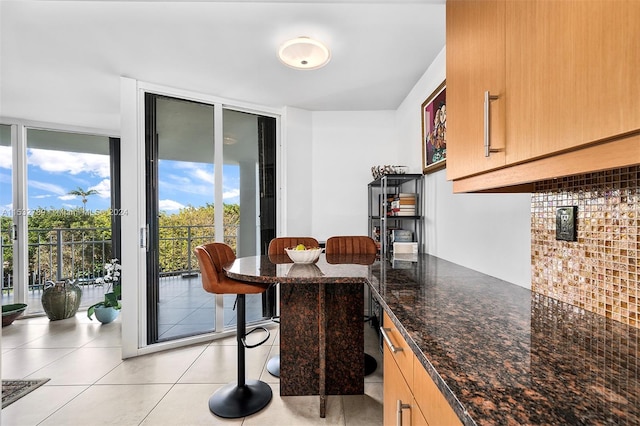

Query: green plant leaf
[87,303,102,320]
[113,283,121,299]
[104,292,120,308]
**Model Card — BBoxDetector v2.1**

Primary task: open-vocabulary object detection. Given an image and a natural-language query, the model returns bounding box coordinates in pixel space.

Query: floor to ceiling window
[0,125,117,316]
[0,124,14,305]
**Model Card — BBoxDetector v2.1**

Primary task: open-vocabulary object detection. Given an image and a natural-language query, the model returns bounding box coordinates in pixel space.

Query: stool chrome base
[267,355,280,377]
[209,380,272,418]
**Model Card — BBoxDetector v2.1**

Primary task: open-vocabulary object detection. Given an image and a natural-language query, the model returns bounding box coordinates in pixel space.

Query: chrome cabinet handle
[397,399,411,426]
[380,327,403,353]
[484,90,500,157]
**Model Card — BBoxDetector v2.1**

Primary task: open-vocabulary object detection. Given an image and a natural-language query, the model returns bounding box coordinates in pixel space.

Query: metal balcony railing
[1,224,236,294]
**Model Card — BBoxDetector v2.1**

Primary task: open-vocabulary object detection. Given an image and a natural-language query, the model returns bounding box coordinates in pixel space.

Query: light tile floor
[1,314,383,426]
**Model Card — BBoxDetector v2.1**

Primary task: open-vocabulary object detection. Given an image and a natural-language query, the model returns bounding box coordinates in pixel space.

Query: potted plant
[87,258,122,324]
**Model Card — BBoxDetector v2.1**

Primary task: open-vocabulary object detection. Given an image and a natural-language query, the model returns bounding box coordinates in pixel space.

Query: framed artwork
[421,81,446,174]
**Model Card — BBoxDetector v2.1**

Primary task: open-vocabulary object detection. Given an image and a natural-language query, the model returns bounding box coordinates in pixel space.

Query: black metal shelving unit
[367,174,424,259]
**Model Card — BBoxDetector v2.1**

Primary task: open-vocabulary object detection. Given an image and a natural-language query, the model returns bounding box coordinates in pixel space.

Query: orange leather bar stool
[193,242,272,418]
[325,235,379,376]
[265,236,319,377]
[325,235,378,255]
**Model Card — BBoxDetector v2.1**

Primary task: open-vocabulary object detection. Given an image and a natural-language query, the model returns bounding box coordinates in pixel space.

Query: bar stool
[193,242,272,418]
[266,236,320,377]
[325,235,379,376]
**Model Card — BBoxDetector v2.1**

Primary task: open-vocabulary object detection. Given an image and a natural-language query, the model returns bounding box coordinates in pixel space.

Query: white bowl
[287,263,324,277]
[284,247,323,264]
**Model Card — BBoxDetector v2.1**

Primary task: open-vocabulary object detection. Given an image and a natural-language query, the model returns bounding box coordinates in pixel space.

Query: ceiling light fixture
[278,36,331,70]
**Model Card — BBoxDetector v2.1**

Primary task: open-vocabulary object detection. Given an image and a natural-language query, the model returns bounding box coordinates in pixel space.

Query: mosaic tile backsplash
[531,166,640,328]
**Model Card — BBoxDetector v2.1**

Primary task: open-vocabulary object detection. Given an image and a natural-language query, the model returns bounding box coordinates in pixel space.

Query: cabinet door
[413,355,462,426]
[383,343,416,426]
[506,0,640,164]
[446,0,506,180]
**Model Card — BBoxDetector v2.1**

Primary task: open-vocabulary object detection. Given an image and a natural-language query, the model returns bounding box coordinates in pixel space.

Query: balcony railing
[1,224,235,294]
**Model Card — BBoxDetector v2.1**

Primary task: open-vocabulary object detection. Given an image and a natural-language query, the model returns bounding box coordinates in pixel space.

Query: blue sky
[0,147,240,215]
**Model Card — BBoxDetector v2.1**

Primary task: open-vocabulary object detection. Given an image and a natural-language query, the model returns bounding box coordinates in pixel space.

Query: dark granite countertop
[225,253,639,424]
[369,254,639,426]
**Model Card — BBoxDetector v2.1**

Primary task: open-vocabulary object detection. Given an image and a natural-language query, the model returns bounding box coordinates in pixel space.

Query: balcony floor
[2,274,269,340]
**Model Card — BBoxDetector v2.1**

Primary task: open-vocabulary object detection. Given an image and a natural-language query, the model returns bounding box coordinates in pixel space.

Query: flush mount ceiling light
[278,37,331,70]
[223,135,237,145]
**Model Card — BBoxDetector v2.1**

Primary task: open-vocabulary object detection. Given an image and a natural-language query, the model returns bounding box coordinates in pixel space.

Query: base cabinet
[383,343,427,426]
[382,312,461,426]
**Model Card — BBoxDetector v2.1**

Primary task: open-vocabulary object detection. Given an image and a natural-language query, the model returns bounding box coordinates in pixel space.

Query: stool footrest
[242,326,270,348]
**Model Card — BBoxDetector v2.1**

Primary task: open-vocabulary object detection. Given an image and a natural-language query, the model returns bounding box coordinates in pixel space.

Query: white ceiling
[0,0,446,133]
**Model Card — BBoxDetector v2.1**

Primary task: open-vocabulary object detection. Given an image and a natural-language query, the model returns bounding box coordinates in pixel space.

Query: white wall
[281,106,314,237]
[282,48,531,288]
[309,110,397,243]
[395,48,532,288]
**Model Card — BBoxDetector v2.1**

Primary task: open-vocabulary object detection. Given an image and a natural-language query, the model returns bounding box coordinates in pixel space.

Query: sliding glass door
[144,94,277,344]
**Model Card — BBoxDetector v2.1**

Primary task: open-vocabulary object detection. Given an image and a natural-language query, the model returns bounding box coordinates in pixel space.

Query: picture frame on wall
[421,80,446,174]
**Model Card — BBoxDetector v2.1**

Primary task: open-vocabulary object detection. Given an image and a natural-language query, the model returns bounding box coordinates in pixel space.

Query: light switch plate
[556,206,577,242]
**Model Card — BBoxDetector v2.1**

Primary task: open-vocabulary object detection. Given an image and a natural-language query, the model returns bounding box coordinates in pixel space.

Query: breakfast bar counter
[369,255,640,425]
[224,253,376,417]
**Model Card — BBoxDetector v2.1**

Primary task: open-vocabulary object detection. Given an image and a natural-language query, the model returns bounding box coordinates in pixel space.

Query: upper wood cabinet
[506,0,640,163]
[446,0,506,180]
[446,0,640,191]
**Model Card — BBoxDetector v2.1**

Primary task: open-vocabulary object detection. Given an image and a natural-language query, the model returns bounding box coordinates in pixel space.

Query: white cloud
[28,149,110,178]
[192,168,215,184]
[158,161,221,201]
[159,199,185,211]
[89,179,111,199]
[159,179,211,197]
[223,189,240,200]
[29,180,66,195]
[59,194,77,200]
[172,162,215,185]
[0,147,11,169]
[167,174,191,185]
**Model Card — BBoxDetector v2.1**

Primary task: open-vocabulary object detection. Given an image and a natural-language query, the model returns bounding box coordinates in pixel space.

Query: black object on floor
[365,353,377,376]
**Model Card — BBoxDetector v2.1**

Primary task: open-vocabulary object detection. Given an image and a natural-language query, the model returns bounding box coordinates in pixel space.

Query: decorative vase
[41,279,82,321]
[94,306,119,324]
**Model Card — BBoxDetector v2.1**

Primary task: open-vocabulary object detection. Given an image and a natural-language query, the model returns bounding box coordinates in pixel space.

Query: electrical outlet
[556,206,577,242]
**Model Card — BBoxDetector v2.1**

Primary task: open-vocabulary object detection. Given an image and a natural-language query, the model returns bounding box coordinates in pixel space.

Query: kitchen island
[370,255,639,425]
[224,253,376,417]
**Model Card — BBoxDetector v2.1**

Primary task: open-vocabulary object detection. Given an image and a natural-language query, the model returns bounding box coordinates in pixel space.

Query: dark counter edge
[369,284,477,426]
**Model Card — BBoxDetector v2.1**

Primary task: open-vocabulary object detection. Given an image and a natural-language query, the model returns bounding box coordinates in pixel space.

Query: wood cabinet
[446,0,506,180]
[413,356,462,426]
[384,342,427,426]
[382,311,461,426]
[446,0,640,192]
